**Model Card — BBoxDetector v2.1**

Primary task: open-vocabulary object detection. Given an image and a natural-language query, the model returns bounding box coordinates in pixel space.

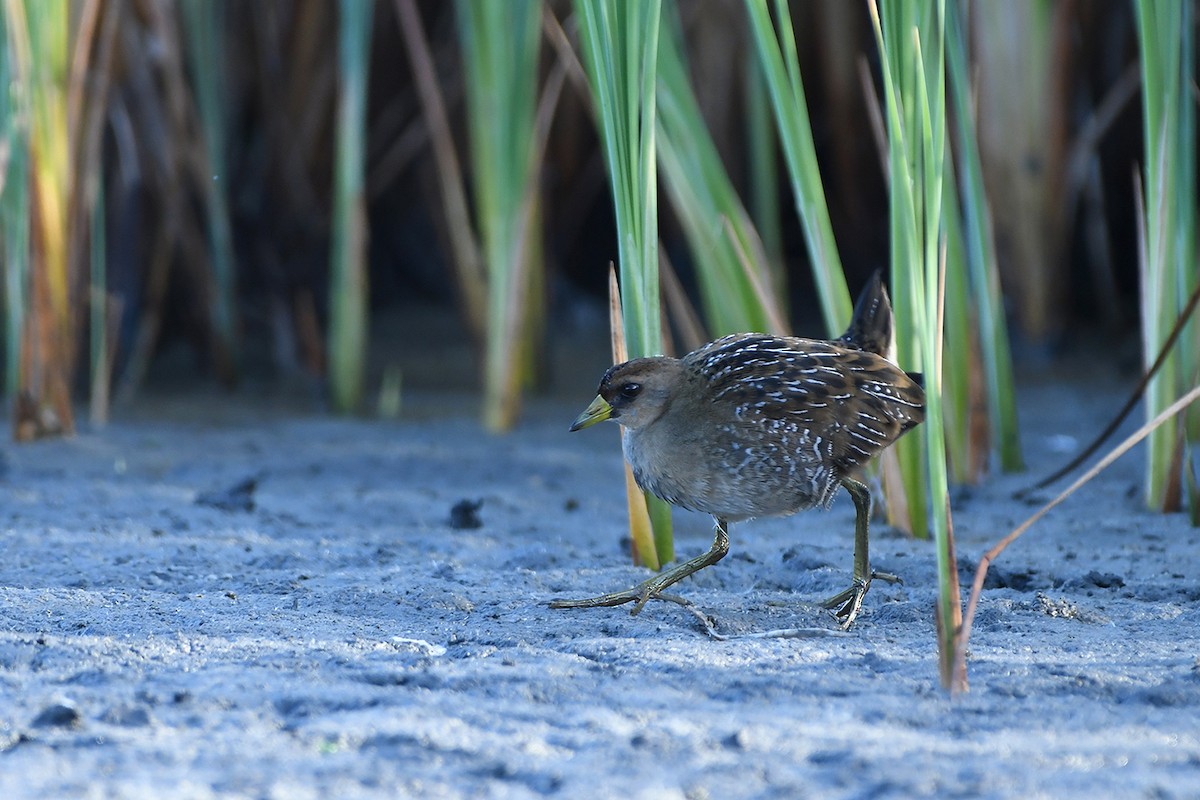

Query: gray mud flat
[1,379,1198,799]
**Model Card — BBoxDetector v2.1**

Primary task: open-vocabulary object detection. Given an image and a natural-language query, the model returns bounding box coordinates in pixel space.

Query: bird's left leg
[550,517,730,616]
[820,478,900,629]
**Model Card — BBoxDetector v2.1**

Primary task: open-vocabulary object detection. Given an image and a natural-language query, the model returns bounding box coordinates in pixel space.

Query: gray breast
[623,418,835,521]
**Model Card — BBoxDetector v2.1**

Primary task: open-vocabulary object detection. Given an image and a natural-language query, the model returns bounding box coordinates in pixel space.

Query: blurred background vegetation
[0,0,1195,522]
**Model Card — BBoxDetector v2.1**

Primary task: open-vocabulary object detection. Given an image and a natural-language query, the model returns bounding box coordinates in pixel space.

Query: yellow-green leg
[550,517,730,616]
[821,478,900,629]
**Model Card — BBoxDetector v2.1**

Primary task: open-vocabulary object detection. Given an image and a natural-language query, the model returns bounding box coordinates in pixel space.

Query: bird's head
[569,357,684,432]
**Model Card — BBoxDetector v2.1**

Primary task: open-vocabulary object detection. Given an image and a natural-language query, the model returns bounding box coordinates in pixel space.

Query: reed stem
[574,0,673,566]
[328,0,373,413]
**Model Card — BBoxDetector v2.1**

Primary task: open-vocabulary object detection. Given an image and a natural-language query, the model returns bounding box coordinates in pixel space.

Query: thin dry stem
[1063,63,1140,226]
[607,263,658,569]
[542,6,590,101]
[953,382,1200,689]
[394,0,486,344]
[858,55,889,181]
[491,59,567,430]
[1028,280,1200,494]
[659,247,708,354]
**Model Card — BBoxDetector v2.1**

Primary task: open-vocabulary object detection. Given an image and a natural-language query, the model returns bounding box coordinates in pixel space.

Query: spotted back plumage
[681,332,924,510]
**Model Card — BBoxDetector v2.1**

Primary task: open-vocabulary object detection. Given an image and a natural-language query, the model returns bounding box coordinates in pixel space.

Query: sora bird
[552,273,925,629]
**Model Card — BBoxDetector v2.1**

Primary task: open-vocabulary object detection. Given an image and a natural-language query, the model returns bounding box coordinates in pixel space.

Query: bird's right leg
[550,518,730,616]
[820,478,900,629]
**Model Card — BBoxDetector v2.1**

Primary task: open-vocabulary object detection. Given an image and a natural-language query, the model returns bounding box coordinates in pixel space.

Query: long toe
[832,589,865,630]
[821,577,870,630]
[872,569,902,585]
[548,574,669,612]
[548,587,643,609]
[820,586,855,611]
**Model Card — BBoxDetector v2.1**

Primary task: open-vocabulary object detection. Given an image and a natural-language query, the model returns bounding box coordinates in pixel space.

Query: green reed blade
[656,6,784,337]
[328,0,373,413]
[1,2,29,399]
[574,0,673,565]
[89,157,107,425]
[181,0,238,374]
[744,42,783,290]
[744,0,850,336]
[7,0,73,436]
[946,0,1023,474]
[458,0,542,432]
[1135,0,1196,512]
[938,159,972,485]
[574,0,663,360]
[869,0,962,690]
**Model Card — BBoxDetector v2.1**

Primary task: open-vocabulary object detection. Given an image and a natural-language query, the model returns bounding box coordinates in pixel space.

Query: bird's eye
[619,382,642,400]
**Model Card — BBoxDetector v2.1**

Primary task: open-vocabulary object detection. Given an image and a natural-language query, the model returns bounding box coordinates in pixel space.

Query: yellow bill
[569,395,612,431]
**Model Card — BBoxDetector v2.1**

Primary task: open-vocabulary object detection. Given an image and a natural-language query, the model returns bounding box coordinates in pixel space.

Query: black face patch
[597,362,625,397]
[597,362,655,417]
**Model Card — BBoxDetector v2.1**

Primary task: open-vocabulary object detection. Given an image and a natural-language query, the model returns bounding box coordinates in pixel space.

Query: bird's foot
[551,521,730,620]
[820,570,901,630]
[549,573,678,616]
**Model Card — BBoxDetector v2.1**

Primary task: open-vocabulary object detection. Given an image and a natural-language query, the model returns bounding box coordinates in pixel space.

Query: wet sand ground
[0,371,1198,798]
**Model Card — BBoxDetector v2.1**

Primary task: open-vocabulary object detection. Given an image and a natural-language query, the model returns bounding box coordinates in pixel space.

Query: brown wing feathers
[687,333,925,475]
